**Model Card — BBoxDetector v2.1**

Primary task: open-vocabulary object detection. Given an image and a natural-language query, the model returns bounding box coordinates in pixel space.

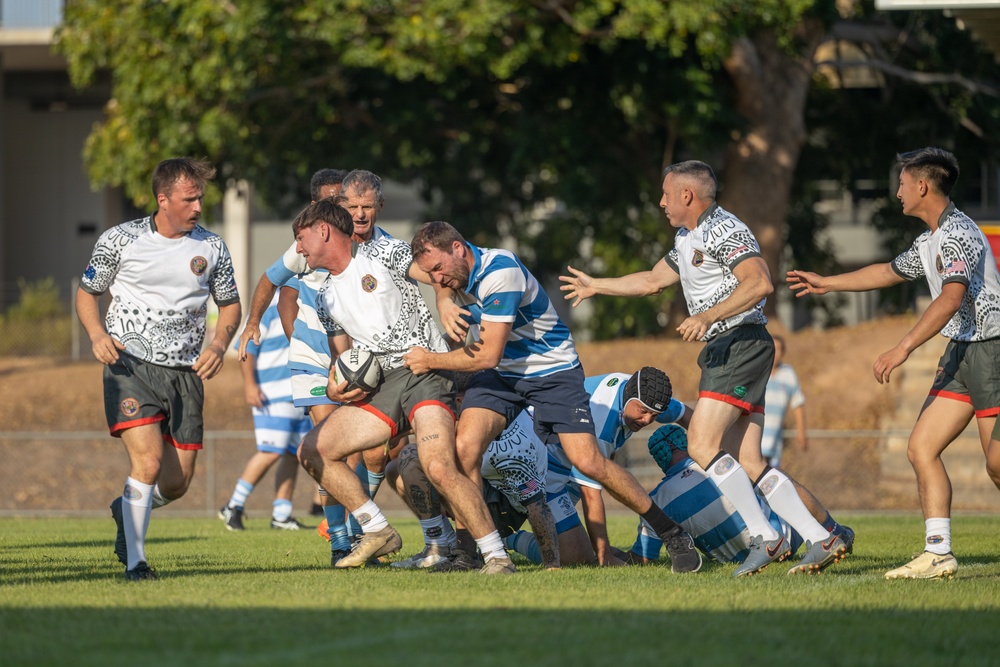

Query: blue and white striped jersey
[237,297,293,405]
[462,244,579,378]
[546,372,686,485]
[761,364,804,460]
[632,457,801,564]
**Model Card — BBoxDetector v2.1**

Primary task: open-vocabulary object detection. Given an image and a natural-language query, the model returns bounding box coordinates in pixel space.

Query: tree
[57,1,1000,339]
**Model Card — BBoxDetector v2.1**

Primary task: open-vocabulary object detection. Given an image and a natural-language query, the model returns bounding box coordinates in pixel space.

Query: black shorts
[460,367,594,445]
[353,366,456,438]
[930,338,1000,417]
[697,325,773,415]
[103,354,204,450]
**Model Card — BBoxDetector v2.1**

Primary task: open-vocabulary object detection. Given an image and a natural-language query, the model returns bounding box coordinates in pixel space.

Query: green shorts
[354,366,456,438]
[103,354,205,450]
[930,338,1000,419]
[697,324,773,415]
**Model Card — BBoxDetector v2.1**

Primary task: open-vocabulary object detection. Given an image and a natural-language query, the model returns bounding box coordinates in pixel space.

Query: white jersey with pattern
[482,410,548,511]
[317,237,448,370]
[891,204,1000,341]
[80,217,239,367]
[665,203,768,341]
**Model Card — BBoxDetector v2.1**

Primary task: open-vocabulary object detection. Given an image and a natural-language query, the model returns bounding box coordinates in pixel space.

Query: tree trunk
[720,21,825,316]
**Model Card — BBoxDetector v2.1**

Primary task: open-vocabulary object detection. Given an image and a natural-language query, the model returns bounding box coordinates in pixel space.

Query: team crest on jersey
[606,378,619,387]
[361,274,378,292]
[190,256,208,276]
[120,397,140,417]
[691,250,705,267]
[935,254,944,274]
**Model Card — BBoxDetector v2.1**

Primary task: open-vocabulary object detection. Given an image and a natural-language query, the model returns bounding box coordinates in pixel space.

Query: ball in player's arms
[334,347,383,393]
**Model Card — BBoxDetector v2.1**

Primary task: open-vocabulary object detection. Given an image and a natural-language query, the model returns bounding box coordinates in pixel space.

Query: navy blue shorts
[460,367,594,445]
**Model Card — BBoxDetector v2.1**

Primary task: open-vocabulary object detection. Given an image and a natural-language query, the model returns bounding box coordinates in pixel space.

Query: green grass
[2,513,999,666]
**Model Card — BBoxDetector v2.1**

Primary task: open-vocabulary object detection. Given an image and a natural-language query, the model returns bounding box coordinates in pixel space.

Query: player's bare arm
[239,350,265,409]
[194,301,242,380]
[277,285,299,341]
[873,282,966,385]
[787,262,903,297]
[237,273,279,360]
[677,256,771,342]
[559,258,680,308]
[580,485,625,567]
[403,319,512,375]
[408,261,470,342]
[75,288,124,364]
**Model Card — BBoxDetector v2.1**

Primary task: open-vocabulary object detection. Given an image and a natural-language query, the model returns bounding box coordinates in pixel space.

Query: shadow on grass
[1,606,999,667]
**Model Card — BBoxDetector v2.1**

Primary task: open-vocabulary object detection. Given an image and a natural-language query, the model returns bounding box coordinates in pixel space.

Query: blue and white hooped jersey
[546,372,685,484]
[463,243,579,379]
[761,364,804,459]
[234,297,294,404]
[632,458,801,564]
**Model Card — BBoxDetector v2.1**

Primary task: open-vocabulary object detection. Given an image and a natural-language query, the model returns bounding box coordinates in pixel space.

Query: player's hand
[873,345,909,384]
[244,383,266,409]
[92,332,125,365]
[559,265,596,307]
[786,270,829,297]
[677,313,712,342]
[237,322,261,361]
[193,343,225,380]
[437,299,471,343]
[402,346,433,375]
[597,550,627,567]
[326,377,367,404]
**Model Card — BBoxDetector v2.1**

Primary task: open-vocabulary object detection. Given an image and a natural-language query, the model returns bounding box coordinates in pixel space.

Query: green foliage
[3,514,1000,665]
[0,278,71,356]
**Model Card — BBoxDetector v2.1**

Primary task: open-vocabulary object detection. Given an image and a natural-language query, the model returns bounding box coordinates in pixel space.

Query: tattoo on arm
[526,499,560,568]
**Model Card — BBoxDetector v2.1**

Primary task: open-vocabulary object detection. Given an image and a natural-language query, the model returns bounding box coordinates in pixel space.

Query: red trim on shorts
[408,400,456,425]
[929,389,972,404]
[975,406,1000,418]
[356,403,398,438]
[110,415,164,437]
[163,433,202,451]
[699,391,754,416]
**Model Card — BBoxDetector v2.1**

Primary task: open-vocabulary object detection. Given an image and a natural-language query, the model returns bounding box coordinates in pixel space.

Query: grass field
[3,513,1000,666]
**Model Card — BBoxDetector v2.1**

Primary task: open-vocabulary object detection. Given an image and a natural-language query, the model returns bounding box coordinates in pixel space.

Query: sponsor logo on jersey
[680,469,695,479]
[758,474,778,495]
[734,385,747,398]
[713,456,734,475]
[123,483,143,501]
[310,386,327,397]
[120,397,140,417]
[725,244,750,262]
[84,265,96,281]
[361,274,378,292]
[935,254,944,274]
[607,377,619,387]
[190,256,208,276]
[927,534,944,545]
[691,250,705,267]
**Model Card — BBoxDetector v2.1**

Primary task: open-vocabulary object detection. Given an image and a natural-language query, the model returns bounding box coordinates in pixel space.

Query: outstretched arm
[559,258,680,308]
[787,262,903,297]
[237,273,279,360]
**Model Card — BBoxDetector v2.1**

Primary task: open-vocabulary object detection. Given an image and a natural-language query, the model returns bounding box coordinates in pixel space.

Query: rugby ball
[335,348,383,393]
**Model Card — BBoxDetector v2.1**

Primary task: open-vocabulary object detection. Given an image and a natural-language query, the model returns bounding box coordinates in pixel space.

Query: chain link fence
[3,430,999,516]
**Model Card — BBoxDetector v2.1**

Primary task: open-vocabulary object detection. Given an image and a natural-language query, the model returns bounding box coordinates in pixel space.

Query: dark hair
[341,169,385,205]
[663,160,718,200]
[411,221,465,259]
[896,148,960,195]
[151,157,215,199]
[310,168,348,202]
[292,196,353,237]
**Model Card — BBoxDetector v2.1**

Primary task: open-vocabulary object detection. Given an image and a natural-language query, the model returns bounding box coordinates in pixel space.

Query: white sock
[228,480,253,509]
[122,477,153,570]
[925,518,952,555]
[352,499,389,533]
[708,454,779,541]
[755,468,828,543]
[272,499,293,522]
[475,530,507,561]
[151,484,171,509]
[419,515,454,547]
